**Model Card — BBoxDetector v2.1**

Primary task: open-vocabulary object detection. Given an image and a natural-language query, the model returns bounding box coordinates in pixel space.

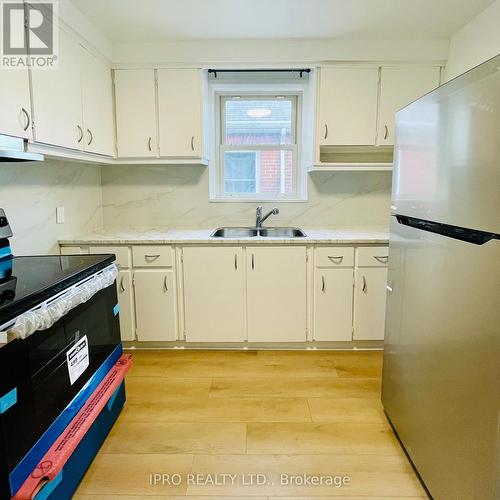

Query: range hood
[0,134,43,162]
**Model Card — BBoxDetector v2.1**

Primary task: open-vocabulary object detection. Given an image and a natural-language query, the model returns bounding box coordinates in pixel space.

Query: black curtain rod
[208,68,311,78]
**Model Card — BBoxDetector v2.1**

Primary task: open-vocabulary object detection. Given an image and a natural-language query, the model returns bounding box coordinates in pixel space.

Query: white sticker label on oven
[66,335,89,385]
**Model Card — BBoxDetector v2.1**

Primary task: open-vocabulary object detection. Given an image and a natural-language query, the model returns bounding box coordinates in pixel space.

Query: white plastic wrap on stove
[0,264,118,340]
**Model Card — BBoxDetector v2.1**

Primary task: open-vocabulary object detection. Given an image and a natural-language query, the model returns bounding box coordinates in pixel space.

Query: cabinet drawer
[60,246,88,255]
[356,247,389,267]
[315,247,354,267]
[132,245,173,267]
[89,246,131,269]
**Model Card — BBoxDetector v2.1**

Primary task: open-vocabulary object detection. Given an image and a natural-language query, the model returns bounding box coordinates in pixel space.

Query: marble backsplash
[100,165,392,231]
[0,160,103,255]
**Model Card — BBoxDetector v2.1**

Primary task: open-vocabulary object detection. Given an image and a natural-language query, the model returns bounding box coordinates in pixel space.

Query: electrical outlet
[56,206,65,224]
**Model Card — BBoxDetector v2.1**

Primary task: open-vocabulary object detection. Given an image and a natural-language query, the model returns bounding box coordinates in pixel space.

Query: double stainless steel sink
[211,227,306,238]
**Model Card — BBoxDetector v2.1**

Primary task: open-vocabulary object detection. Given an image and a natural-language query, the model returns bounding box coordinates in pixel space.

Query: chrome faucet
[256,206,279,228]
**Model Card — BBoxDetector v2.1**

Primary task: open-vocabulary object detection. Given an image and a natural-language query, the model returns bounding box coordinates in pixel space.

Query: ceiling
[71,0,493,43]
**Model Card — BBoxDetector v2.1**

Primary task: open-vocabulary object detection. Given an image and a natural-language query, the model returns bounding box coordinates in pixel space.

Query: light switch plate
[56,206,65,224]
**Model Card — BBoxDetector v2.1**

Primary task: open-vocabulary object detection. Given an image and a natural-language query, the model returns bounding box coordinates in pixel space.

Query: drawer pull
[234,254,238,270]
[362,275,367,293]
[374,255,389,263]
[144,254,161,261]
[328,255,343,263]
[251,254,255,270]
[163,275,168,292]
[321,275,326,293]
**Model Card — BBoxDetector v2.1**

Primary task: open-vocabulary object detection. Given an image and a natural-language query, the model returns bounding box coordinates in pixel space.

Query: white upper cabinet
[157,69,203,157]
[80,47,115,156]
[114,69,157,158]
[0,68,32,139]
[31,26,83,150]
[31,27,114,155]
[318,67,379,146]
[377,66,441,145]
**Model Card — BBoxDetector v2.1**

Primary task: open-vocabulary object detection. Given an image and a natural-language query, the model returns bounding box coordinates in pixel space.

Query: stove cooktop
[0,254,115,326]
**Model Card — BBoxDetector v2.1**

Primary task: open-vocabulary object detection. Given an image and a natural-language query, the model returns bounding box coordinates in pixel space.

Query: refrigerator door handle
[395,215,500,245]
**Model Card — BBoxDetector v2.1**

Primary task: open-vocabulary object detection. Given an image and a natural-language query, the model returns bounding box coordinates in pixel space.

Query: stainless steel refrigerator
[382,55,500,500]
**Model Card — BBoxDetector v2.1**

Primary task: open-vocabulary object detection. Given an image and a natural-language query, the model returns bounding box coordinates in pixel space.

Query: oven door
[0,281,121,494]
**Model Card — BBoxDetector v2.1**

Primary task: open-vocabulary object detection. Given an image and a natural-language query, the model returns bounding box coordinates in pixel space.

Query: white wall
[100,165,392,231]
[445,0,500,80]
[0,161,103,255]
[112,38,448,66]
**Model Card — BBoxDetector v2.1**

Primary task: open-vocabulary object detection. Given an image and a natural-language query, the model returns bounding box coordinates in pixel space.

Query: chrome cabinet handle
[148,137,152,151]
[87,129,93,145]
[191,136,195,151]
[77,125,83,143]
[251,254,255,270]
[374,255,389,263]
[163,275,168,292]
[21,107,30,131]
[324,124,328,139]
[362,275,367,293]
[321,275,326,293]
[384,125,388,140]
[119,276,125,292]
[145,254,160,261]
[328,255,343,263]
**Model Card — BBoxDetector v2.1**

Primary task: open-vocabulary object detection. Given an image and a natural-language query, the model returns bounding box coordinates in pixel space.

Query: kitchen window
[214,94,301,201]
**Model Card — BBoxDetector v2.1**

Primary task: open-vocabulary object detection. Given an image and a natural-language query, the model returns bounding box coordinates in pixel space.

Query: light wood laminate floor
[75,350,427,499]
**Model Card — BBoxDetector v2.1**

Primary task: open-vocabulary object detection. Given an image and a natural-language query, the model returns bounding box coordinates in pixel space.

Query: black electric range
[0,210,122,498]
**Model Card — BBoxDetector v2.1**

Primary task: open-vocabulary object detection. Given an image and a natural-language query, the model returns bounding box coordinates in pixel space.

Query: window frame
[213,91,303,202]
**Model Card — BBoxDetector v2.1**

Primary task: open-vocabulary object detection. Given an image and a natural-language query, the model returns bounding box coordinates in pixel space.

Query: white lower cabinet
[313,268,354,341]
[182,247,245,342]
[61,241,389,345]
[117,270,136,341]
[353,267,388,340]
[246,247,307,342]
[133,269,176,341]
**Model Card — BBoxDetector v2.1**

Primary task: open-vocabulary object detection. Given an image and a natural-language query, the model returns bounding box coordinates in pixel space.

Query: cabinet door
[117,270,136,341]
[182,247,245,342]
[0,68,32,139]
[247,247,307,342]
[318,67,379,146]
[157,69,202,157]
[353,267,388,340]
[114,69,157,157]
[134,270,176,341]
[31,27,83,150]
[313,268,354,341]
[80,47,115,156]
[378,67,440,145]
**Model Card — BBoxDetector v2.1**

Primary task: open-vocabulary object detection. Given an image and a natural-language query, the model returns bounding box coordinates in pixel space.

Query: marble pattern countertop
[59,227,389,245]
